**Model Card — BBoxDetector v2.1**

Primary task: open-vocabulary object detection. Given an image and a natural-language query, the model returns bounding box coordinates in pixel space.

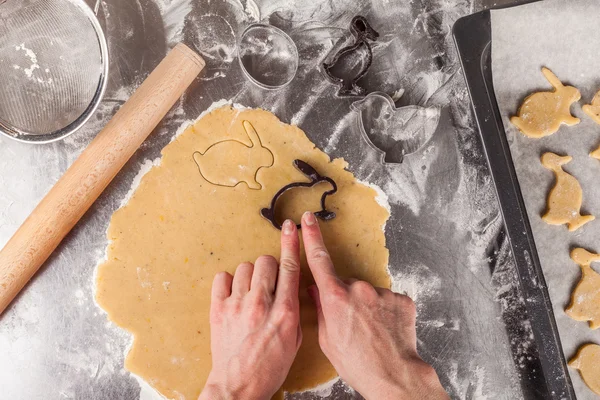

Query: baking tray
[453,9,576,400]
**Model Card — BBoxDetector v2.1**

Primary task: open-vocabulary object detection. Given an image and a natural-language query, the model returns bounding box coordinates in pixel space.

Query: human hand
[199,220,302,400]
[301,212,449,400]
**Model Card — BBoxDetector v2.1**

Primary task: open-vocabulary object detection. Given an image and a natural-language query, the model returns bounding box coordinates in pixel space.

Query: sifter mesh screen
[0,0,107,142]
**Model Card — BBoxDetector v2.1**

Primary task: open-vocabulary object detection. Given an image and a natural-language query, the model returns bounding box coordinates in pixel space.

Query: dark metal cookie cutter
[322,15,379,97]
[261,160,338,230]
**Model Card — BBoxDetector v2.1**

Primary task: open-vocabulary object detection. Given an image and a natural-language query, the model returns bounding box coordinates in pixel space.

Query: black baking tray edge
[453,9,575,400]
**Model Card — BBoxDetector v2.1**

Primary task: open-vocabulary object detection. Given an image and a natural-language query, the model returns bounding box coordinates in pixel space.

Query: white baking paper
[492,1,600,398]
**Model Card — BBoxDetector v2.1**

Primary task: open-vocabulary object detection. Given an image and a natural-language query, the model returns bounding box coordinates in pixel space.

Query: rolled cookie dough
[510,68,580,138]
[566,248,600,329]
[541,152,594,231]
[569,343,600,395]
[95,106,390,400]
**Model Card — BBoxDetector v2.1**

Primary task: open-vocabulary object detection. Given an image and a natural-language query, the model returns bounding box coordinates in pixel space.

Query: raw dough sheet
[492,1,600,399]
[95,106,390,400]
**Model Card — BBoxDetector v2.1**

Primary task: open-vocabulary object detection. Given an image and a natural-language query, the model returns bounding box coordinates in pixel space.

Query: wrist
[199,373,272,400]
[363,361,448,400]
[198,381,229,400]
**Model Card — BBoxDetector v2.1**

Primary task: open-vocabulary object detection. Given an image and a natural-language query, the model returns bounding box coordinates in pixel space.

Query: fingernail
[303,211,316,226]
[282,219,294,235]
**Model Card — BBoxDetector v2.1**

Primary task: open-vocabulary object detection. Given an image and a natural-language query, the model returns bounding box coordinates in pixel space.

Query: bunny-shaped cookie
[193,120,274,189]
[511,68,581,138]
[541,152,594,231]
[569,344,600,395]
[583,89,600,125]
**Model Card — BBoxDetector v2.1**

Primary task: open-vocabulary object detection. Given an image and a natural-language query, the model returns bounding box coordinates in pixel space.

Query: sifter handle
[0,43,205,314]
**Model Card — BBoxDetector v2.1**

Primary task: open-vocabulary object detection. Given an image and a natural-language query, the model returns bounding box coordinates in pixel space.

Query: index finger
[301,212,339,289]
[275,219,301,305]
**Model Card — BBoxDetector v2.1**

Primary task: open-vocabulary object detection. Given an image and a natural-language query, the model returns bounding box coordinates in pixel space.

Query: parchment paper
[492,1,600,398]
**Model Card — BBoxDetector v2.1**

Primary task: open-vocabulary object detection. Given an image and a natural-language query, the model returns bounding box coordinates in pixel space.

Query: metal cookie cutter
[238,23,299,90]
[351,92,441,163]
[322,16,379,97]
[261,159,338,230]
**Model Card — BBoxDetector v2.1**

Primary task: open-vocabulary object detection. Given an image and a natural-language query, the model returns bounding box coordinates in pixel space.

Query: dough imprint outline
[193,120,274,190]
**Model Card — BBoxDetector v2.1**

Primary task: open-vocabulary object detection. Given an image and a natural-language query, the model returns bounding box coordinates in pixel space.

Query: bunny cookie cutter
[322,16,379,97]
[193,120,274,190]
[261,159,338,230]
[510,67,581,138]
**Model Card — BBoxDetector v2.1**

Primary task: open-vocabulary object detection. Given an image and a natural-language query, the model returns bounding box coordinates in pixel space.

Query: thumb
[307,284,325,327]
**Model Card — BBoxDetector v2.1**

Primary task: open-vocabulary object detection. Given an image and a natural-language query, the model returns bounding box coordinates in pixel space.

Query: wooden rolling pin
[0,43,205,314]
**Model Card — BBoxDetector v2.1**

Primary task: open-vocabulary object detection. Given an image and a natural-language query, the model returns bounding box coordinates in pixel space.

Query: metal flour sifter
[0,0,108,143]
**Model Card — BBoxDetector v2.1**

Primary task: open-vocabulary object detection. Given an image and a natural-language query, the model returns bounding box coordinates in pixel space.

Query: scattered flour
[382,171,422,216]
[290,377,340,398]
[358,178,391,214]
[290,82,332,126]
[15,43,39,78]
[12,43,53,84]
[357,178,391,233]
[153,0,194,46]
[137,375,169,400]
[119,159,161,208]
[74,289,85,307]
[445,361,491,400]
[390,262,442,303]
[323,112,355,153]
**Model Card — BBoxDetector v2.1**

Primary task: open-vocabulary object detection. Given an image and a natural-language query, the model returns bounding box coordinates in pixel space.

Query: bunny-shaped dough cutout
[569,343,600,395]
[585,91,600,160]
[541,152,594,231]
[566,248,600,329]
[511,68,581,138]
[193,120,274,189]
[583,89,600,126]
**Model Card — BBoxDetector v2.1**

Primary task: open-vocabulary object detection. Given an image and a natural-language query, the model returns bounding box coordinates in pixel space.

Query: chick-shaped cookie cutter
[351,91,441,164]
[261,159,338,230]
[322,15,379,97]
